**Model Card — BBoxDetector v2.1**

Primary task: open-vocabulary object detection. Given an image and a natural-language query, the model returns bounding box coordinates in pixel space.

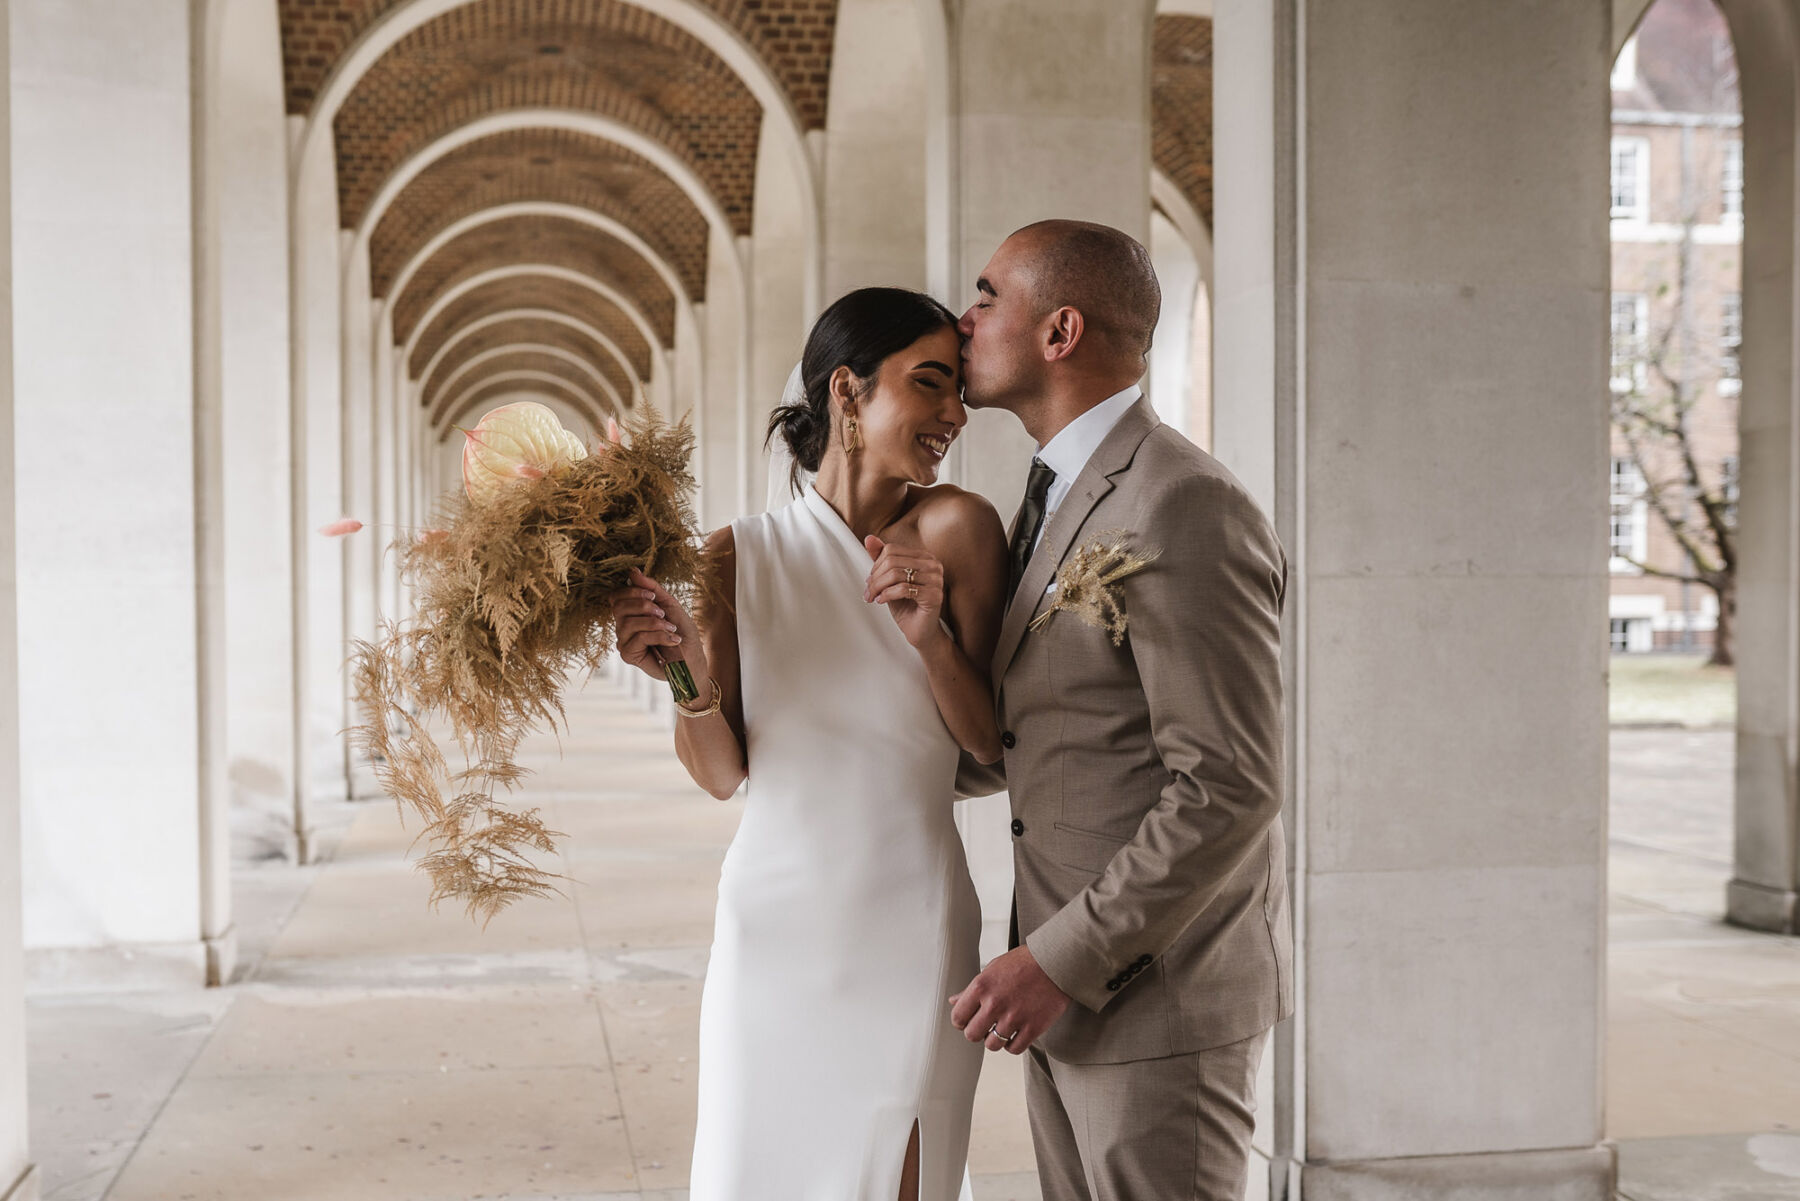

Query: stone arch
[427,341,617,407]
[438,372,619,433]
[282,0,826,305]
[387,201,696,330]
[330,0,762,236]
[406,264,665,376]
[421,312,639,419]
[390,217,678,346]
[408,273,653,379]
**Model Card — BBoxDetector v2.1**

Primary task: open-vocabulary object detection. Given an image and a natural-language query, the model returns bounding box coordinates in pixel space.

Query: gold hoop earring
[844,412,862,455]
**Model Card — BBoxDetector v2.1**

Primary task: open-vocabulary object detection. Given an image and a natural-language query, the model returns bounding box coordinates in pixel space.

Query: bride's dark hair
[766,287,959,487]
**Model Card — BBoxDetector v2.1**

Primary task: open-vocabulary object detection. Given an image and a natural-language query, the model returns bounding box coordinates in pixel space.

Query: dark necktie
[1007,457,1057,602]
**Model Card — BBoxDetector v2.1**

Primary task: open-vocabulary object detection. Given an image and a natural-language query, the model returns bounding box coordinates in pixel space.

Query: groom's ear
[1043,306,1086,363]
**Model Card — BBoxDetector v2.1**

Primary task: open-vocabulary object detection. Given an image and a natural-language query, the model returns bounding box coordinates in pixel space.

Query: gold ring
[908,584,919,599]
[904,566,917,584]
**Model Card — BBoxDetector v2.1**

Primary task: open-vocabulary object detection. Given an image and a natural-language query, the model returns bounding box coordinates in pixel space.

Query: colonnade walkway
[21,688,1800,1200]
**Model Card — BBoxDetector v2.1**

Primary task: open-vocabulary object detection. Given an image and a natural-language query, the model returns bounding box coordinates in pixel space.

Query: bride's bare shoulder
[910,485,1005,563]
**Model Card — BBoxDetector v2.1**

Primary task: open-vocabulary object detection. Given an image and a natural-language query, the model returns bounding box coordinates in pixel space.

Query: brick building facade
[1609,0,1743,653]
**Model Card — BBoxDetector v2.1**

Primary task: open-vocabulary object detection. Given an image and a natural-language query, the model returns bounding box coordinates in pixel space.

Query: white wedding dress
[688,483,982,1201]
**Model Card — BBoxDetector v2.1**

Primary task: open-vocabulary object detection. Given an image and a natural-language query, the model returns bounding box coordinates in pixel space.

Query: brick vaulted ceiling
[370,129,710,308]
[444,376,613,430]
[390,213,678,348]
[1151,15,1213,230]
[430,349,617,420]
[410,273,654,378]
[331,1,764,236]
[279,0,839,130]
[428,316,636,415]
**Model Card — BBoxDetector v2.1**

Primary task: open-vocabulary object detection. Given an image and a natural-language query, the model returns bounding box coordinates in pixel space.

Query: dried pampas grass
[348,413,706,926]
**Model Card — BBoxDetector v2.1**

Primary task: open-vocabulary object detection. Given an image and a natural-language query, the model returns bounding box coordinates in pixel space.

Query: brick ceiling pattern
[1151,15,1213,230]
[430,348,613,420]
[391,214,678,347]
[280,0,839,129]
[332,0,761,235]
[370,128,710,304]
[411,274,653,380]
[424,316,634,419]
[442,375,616,433]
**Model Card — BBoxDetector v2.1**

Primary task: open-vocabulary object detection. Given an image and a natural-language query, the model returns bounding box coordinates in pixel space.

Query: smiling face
[956,232,1047,413]
[835,324,967,485]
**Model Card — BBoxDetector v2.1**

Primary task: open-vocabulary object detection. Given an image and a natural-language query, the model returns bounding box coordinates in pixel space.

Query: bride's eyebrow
[913,361,956,377]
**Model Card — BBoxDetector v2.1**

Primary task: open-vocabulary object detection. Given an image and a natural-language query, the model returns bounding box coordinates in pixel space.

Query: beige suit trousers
[1024,1028,1270,1201]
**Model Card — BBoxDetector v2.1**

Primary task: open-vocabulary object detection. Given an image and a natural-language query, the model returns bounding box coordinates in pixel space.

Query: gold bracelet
[674,674,723,718]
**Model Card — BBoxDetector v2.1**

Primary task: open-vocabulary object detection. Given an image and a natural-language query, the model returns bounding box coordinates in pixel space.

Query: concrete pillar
[0,1,33,1190]
[1219,0,1615,1194]
[291,124,349,857]
[206,0,297,876]
[699,228,744,529]
[1722,0,1800,935]
[13,0,211,987]
[1149,207,1201,435]
[824,0,930,297]
[748,109,810,514]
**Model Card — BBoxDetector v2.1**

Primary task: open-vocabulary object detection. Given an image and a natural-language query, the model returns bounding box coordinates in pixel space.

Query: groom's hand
[948,945,1070,1055]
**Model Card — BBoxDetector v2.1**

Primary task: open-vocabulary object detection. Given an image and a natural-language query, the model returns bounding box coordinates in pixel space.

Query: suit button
[1136,954,1153,966]
[1105,980,1121,992]
[1001,731,1017,749]
[1010,818,1025,837]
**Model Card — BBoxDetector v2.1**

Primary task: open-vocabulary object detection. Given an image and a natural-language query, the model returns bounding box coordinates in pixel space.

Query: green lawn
[1609,652,1736,727]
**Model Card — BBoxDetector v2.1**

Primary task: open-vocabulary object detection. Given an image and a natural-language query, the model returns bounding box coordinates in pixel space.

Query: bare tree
[1610,204,1739,666]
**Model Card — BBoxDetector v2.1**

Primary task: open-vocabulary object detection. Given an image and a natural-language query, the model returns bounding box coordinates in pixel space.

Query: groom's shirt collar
[1032,383,1141,550]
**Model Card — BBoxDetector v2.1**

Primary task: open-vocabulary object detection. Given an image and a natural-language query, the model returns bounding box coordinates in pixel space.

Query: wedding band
[988,1023,1016,1044]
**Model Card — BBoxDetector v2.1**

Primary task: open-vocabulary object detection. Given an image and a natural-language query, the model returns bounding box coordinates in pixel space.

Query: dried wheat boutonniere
[1028,531,1161,646]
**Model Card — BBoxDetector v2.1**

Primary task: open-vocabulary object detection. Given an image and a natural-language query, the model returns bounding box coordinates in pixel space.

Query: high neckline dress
[687,484,982,1201]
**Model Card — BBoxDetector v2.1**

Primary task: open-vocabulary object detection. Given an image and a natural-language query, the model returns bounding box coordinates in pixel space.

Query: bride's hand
[863,536,946,648]
[613,567,703,680]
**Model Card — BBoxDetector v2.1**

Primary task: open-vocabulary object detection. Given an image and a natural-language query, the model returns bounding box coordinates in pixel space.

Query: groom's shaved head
[1010,219,1161,360]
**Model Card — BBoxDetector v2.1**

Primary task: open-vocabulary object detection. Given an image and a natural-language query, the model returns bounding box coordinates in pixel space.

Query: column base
[204,922,237,987]
[1726,878,1798,934]
[26,940,209,994]
[1,1163,40,1201]
[1297,1144,1614,1201]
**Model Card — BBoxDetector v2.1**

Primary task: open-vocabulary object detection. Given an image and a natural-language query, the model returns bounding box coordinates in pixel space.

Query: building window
[1611,457,1647,572]
[1612,137,1649,222]
[1612,35,1638,91]
[1612,293,1647,392]
[1722,139,1744,222]
[1720,292,1742,395]
[1610,618,1632,653]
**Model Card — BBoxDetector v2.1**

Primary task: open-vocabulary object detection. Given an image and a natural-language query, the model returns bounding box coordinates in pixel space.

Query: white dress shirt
[1031,384,1142,551]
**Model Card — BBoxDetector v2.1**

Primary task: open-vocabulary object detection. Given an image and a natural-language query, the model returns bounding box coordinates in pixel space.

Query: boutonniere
[1028,531,1160,646]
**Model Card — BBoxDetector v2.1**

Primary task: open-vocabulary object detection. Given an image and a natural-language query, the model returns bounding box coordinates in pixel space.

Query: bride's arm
[867,489,1009,764]
[615,527,747,799]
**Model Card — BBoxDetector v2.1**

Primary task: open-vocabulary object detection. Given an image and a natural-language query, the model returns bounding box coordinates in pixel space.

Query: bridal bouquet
[346,401,707,925]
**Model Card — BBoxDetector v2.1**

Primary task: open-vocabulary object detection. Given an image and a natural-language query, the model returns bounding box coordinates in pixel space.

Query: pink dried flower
[320,518,364,537]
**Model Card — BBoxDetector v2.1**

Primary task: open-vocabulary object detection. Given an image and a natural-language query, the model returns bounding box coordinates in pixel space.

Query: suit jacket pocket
[1050,821,1131,874]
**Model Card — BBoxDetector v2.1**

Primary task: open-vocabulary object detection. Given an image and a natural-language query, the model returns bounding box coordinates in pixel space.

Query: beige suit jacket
[964,397,1293,1065]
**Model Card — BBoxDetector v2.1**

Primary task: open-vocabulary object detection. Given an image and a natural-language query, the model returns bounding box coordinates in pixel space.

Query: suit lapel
[991,398,1160,677]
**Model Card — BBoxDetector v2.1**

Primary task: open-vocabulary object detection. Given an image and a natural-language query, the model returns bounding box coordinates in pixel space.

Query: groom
[948,220,1292,1201]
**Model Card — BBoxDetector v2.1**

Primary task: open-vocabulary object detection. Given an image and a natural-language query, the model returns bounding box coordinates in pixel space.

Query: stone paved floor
[21,699,1800,1199]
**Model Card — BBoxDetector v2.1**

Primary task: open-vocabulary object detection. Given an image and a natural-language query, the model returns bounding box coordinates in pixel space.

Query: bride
[611,286,1010,1201]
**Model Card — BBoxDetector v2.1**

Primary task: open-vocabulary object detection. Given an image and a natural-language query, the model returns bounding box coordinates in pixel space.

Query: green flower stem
[662,657,699,704]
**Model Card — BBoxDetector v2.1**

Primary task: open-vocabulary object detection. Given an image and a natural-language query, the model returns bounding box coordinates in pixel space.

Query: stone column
[291,125,350,858]
[1722,0,1800,935]
[748,109,811,514]
[0,0,33,1190]
[699,226,744,529]
[1148,208,1201,434]
[13,0,210,986]
[1218,0,1616,1194]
